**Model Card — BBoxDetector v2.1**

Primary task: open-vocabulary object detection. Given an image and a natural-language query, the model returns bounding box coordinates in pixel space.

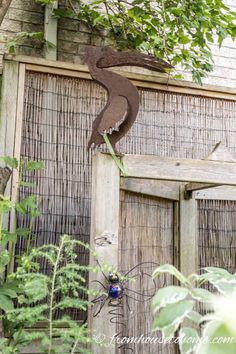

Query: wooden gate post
[89,152,120,354]
[179,186,198,277]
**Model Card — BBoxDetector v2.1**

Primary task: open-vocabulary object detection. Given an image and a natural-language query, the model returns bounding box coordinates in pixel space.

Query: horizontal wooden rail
[122,154,236,185]
[195,186,236,200]
[3,54,236,100]
[120,177,180,200]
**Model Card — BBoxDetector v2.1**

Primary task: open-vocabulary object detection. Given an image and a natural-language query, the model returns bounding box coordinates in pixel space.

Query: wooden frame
[89,151,236,352]
[4,54,236,101]
[0,60,26,236]
[195,186,236,200]
[122,154,236,185]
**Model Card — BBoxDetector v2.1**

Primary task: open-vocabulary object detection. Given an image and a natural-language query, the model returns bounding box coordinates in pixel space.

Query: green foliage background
[38,0,236,83]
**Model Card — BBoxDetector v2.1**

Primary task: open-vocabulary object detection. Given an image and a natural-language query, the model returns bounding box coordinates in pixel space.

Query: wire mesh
[199,199,236,272]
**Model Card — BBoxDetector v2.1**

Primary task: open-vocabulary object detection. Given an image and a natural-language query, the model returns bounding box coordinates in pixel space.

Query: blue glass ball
[109,284,124,299]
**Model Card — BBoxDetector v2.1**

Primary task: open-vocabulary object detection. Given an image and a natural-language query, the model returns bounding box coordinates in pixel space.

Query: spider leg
[92,294,107,303]
[124,292,155,303]
[90,279,107,290]
[92,295,108,317]
[123,261,159,277]
[108,298,127,328]
[95,259,110,282]
[125,292,132,313]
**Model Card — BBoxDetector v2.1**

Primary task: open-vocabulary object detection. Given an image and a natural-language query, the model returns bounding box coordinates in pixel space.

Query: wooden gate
[89,148,236,354]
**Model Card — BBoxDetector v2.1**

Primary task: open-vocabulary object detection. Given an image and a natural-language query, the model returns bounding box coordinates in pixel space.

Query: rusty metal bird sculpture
[85,46,172,151]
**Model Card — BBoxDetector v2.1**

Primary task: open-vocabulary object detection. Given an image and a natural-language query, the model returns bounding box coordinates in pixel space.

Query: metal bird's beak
[97,49,172,73]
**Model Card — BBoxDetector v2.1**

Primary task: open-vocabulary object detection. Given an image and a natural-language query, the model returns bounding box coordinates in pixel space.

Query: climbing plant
[38,0,236,84]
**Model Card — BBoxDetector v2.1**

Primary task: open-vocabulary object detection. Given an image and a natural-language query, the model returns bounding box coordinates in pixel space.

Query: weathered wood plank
[0,60,20,338]
[180,186,198,277]
[120,177,180,200]
[0,60,19,160]
[26,63,91,80]
[44,2,58,60]
[173,201,180,282]
[4,55,236,101]
[122,155,236,185]
[184,182,221,199]
[7,64,26,274]
[195,186,236,201]
[88,153,120,354]
[185,182,221,193]
[206,141,236,162]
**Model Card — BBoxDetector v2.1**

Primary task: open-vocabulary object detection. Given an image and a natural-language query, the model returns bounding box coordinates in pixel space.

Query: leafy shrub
[152,264,236,354]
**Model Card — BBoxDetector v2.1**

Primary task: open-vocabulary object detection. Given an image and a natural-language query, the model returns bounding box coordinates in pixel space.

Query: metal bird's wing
[97,96,128,134]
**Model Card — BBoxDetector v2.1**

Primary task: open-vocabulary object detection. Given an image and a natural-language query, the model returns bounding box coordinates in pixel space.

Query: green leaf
[0,156,18,169]
[16,228,31,236]
[0,196,12,214]
[179,35,190,44]
[153,300,194,331]
[103,134,128,177]
[152,286,189,313]
[24,277,48,302]
[162,323,177,339]
[0,250,10,272]
[186,310,203,324]
[0,230,17,245]
[153,264,190,285]
[197,321,236,354]
[18,181,36,188]
[26,160,45,171]
[173,73,184,80]
[0,287,17,298]
[0,294,14,311]
[203,267,231,276]
[190,288,213,302]
[16,196,38,215]
[206,33,214,43]
[179,327,199,354]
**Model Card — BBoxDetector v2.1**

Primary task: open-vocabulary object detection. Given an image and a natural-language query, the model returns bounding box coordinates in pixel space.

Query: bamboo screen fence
[117,192,175,354]
[14,71,236,347]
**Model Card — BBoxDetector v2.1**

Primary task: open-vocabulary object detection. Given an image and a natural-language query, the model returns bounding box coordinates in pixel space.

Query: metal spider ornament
[108,272,124,299]
[91,261,159,352]
[91,261,159,318]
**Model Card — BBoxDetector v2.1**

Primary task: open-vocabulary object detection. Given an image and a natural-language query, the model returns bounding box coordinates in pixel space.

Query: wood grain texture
[44,2,58,60]
[123,154,236,185]
[120,178,180,200]
[180,187,198,277]
[0,60,19,157]
[89,153,120,354]
[195,186,236,201]
[4,55,236,101]
[7,63,26,274]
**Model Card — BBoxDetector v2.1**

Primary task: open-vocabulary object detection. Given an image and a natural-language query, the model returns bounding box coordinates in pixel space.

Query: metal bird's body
[85,46,172,150]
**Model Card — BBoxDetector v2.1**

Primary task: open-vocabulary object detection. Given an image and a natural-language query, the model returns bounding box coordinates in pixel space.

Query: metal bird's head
[96,47,172,73]
[85,46,173,151]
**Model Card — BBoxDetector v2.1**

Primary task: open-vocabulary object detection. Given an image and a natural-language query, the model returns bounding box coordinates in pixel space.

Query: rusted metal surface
[85,46,172,151]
